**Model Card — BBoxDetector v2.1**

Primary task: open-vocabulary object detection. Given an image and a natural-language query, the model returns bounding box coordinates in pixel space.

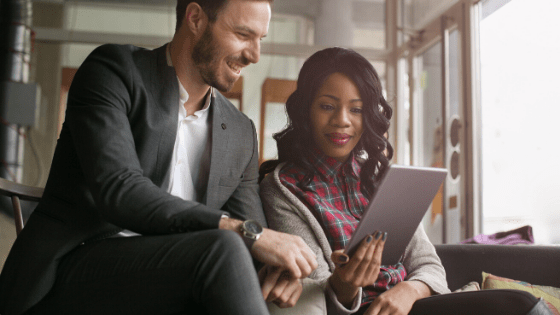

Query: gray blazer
[0,44,265,315]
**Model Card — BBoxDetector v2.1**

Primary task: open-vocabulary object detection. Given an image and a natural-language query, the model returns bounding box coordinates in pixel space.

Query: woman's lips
[327,133,351,145]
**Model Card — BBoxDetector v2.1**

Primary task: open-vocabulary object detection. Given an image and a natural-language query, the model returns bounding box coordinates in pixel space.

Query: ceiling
[32,0,387,29]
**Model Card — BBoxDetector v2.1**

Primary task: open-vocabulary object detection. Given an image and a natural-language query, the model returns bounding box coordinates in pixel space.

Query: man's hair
[176,0,274,31]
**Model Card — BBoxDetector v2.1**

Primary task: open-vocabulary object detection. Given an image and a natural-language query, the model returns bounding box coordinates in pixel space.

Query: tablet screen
[344,165,447,265]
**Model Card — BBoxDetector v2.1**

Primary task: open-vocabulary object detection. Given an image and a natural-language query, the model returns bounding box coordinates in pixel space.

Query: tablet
[344,164,447,265]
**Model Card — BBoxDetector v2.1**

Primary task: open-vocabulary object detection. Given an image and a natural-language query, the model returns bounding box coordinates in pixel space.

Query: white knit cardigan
[260,163,451,314]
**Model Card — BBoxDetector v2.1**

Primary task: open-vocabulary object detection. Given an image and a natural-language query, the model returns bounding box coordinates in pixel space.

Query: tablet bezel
[344,164,447,265]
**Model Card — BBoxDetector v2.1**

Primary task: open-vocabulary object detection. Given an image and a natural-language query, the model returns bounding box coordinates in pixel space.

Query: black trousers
[26,230,269,315]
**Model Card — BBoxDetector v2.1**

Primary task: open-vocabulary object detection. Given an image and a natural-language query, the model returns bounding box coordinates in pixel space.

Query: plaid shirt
[279,149,407,306]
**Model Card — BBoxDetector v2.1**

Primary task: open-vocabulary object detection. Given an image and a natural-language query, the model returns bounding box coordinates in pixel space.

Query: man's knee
[205,229,250,260]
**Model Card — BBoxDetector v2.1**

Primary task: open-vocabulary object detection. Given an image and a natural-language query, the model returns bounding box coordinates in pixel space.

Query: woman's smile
[326,133,352,146]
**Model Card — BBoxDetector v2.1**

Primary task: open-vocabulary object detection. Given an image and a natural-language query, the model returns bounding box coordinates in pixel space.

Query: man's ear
[184,2,208,37]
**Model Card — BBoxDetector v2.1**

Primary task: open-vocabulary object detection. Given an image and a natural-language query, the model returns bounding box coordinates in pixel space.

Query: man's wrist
[218,216,243,235]
[239,219,264,250]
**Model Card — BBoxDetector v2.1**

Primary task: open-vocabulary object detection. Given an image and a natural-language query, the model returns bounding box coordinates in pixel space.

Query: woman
[259,47,450,315]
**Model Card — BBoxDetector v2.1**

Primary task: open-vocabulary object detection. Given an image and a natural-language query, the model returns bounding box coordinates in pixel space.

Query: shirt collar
[307,148,361,183]
[177,81,212,119]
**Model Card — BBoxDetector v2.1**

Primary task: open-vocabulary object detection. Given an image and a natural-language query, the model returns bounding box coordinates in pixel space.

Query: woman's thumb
[331,250,349,264]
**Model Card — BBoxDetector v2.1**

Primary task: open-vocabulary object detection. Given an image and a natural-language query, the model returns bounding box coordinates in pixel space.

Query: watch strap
[241,231,257,250]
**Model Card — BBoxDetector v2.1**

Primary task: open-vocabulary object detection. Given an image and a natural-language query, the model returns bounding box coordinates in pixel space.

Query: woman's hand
[259,264,303,308]
[364,280,432,315]
[328,231,387,307]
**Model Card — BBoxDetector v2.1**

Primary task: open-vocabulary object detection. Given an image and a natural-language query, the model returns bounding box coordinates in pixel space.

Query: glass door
[408,4,467,244]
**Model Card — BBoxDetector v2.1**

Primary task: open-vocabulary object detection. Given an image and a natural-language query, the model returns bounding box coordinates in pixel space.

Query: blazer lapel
[149,44,179,188]
[205,94,230,209]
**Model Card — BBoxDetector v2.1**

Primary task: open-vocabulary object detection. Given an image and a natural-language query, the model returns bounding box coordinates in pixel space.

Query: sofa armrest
[434,244,560,291]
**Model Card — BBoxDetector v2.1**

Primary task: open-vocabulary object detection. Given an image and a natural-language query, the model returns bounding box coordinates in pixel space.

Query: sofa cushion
[482,272,560,314]
[454,281,481,292]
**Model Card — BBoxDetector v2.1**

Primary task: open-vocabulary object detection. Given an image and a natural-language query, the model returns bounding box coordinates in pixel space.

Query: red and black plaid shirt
[279,149,406,306]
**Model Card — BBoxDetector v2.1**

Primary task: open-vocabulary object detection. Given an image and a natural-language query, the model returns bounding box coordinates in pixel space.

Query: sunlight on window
[481,0,560,244]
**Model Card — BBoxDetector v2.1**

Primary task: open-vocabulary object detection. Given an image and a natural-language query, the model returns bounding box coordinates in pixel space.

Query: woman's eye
[319,104,334,110]
[351,107,363,114]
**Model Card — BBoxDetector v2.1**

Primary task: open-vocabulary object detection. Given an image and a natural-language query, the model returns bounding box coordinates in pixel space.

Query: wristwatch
[240,219,263,250]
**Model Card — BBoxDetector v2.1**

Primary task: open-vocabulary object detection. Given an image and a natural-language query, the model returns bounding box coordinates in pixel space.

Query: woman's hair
[259,47,393,198]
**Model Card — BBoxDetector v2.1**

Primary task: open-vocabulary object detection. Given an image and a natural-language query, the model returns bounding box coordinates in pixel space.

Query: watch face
[245,220,263,234]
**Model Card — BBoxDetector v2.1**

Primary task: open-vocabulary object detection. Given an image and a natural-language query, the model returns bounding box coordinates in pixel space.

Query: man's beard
[192,26,245,92]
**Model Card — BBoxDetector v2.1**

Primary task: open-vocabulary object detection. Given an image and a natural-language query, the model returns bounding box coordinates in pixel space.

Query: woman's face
[309,72,364,162]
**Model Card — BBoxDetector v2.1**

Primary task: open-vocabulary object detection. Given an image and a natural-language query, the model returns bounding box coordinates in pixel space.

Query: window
[480,0,560,244]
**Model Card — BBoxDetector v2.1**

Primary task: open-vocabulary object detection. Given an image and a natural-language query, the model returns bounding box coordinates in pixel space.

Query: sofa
[434,244,560,292]
[407,244,560,315]
[269,244,560,315]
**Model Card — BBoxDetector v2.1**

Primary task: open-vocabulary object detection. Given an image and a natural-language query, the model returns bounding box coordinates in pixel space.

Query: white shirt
[115,44,214,237]
[167,79,212,203]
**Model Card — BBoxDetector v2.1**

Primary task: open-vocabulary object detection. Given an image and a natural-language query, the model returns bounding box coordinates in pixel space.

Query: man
[0,1,317,314]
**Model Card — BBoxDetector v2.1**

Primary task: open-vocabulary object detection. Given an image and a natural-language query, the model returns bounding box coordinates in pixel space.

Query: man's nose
[244,40,260,64]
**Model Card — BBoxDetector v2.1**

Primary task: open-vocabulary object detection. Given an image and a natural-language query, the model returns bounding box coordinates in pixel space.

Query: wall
[1,2,64,269]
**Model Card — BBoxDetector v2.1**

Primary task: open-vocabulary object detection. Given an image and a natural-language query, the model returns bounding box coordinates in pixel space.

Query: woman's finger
[258,265,269,285]
[273,276,302,307]
[268,275,290,302]
[276,279,303,308]
[287,279,304,307]
[373,232,387,264]
[365,297,382,315]
[339,233,376,279]
[353,231,382,282]
[363,232,386,282]
[261,267,283,300]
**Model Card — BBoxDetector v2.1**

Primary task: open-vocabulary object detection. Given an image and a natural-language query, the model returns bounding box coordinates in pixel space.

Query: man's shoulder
[90,43,151,58]
[212,90,252,124]
[74,43,167,88]
[83,44,164,70]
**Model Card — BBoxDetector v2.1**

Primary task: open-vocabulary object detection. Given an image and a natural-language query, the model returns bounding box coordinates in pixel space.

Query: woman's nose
[331,109,351,127]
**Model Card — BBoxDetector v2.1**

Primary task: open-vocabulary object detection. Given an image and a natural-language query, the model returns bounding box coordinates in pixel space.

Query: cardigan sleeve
[260,174,332,281]
[401,224,451,294]
[260,173,363,315]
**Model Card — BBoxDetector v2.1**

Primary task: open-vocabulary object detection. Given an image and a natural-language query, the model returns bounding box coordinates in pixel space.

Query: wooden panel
[59,67,78,138]
[259,78,297,163]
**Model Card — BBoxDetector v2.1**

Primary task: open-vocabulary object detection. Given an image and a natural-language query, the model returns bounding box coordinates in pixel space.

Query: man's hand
[252,228,317,279]
[259,265,303,308]
[219,217,317,279]
[364,281,431,315]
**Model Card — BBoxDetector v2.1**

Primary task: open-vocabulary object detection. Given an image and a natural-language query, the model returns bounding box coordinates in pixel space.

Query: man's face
[192,0,271,92]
